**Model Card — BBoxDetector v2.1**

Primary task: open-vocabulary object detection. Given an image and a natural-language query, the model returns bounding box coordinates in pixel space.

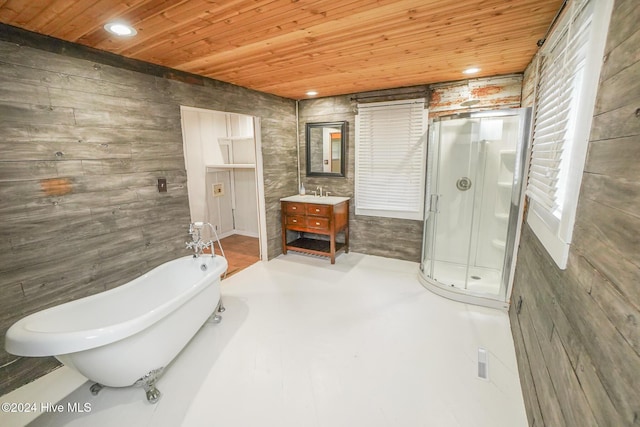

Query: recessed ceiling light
[306,90,318,97]
[463,67,481,75]
[104,21,137,37]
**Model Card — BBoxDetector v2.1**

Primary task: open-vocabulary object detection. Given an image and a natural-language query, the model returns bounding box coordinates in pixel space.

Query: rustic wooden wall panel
[0,28,296,396]
[509,1,640,425]
[297,77,522,262]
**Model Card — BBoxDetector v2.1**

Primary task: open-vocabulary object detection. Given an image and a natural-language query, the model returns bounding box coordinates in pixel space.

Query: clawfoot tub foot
[208,299,224,323]
[145,386,161,404]
[134,367,164,404]
[89,383,104,396]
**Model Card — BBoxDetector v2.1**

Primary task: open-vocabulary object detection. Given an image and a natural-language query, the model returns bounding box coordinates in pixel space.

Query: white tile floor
[1,252,528,427]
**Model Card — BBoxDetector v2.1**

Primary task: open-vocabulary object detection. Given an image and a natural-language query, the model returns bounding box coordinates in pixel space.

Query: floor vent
[478,348,489,380]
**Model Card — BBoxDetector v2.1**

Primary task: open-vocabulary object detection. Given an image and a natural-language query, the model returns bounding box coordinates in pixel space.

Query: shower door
[421,109,530,306]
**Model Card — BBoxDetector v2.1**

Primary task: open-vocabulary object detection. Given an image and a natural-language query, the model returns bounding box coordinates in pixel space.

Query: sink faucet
[316,186,323,197]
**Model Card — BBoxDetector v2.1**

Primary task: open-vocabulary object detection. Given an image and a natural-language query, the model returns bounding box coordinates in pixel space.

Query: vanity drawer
[306,217,329,230]
[306,203,331,217]
[284,202,305,214]
[286,215,305,227]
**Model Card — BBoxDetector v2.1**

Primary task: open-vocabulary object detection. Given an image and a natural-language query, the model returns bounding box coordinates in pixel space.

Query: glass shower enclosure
[419,108,531,309]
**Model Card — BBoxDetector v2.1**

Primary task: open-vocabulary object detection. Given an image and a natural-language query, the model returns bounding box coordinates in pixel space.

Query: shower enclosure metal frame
[419,108,532,309]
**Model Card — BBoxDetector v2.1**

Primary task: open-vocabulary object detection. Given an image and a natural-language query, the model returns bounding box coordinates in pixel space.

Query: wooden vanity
[281,195,350,264]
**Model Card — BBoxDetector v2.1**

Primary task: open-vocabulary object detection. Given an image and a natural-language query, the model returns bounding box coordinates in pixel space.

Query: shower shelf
[492,239,506,250]
[497,181,512,188]
[495,213,509,220]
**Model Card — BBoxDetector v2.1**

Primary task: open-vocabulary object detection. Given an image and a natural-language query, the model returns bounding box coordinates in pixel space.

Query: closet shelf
[219,136,254,141]
[206,164,256,172]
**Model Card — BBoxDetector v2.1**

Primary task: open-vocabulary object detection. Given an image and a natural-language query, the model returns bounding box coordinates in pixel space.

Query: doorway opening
[180,106,267,275]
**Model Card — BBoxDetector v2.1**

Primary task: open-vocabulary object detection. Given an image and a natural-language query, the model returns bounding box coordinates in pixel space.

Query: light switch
[157,178,167,193]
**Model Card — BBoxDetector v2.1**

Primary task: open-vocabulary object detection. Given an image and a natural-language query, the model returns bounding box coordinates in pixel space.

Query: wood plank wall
[509,1,640,425]
[297,76,522,262]
[0,25,296,396]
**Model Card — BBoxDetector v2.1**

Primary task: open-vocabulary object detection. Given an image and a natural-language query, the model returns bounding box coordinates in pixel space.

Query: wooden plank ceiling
[0,0,563,100]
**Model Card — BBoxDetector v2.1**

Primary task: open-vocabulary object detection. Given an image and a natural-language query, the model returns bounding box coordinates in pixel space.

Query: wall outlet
[477,348,489,380]
[212,183,224,197]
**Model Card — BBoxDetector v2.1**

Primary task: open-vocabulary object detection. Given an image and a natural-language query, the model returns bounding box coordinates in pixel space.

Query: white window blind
[527,1,591,216]
[355,99,427,220]
[525,0,612,269]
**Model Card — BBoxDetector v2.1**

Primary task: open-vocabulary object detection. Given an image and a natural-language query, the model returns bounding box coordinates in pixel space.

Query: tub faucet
[186,222,224,258]
[186,231,211,258]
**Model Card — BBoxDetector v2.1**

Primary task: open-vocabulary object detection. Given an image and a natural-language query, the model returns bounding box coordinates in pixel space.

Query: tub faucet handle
[186,222,224,259]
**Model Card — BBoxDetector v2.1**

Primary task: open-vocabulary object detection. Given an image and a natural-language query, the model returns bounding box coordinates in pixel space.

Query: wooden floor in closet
[212,234,260,277]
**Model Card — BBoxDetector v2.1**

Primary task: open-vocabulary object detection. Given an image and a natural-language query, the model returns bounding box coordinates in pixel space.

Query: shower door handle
[429,194,440,213]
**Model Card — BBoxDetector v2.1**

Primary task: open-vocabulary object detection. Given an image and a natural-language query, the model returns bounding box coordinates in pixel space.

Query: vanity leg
[281,212,288,255]
[345,225,350,253]
[330,234,336,264]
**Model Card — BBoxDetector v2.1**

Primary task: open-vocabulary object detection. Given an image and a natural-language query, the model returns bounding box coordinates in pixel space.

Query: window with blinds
[527,1,592,217]
[355,99,427,220]
[525,0,612,269]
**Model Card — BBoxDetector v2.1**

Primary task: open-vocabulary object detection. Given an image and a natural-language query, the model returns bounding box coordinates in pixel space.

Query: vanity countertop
[280,195,350,205]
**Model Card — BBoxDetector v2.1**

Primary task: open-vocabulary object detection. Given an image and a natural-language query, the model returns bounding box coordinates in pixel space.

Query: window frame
[354,99,428,221]
[526,0,613,269]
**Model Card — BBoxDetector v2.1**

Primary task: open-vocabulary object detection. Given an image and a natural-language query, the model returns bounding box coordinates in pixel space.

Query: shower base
[419,260,508,310]
[431,260,502,295]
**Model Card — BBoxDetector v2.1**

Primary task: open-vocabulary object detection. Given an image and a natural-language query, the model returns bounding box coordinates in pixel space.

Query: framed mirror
[306,121,347,177]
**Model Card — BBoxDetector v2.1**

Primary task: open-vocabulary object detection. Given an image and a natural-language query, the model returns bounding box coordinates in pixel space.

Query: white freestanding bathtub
[5,254,227,403]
